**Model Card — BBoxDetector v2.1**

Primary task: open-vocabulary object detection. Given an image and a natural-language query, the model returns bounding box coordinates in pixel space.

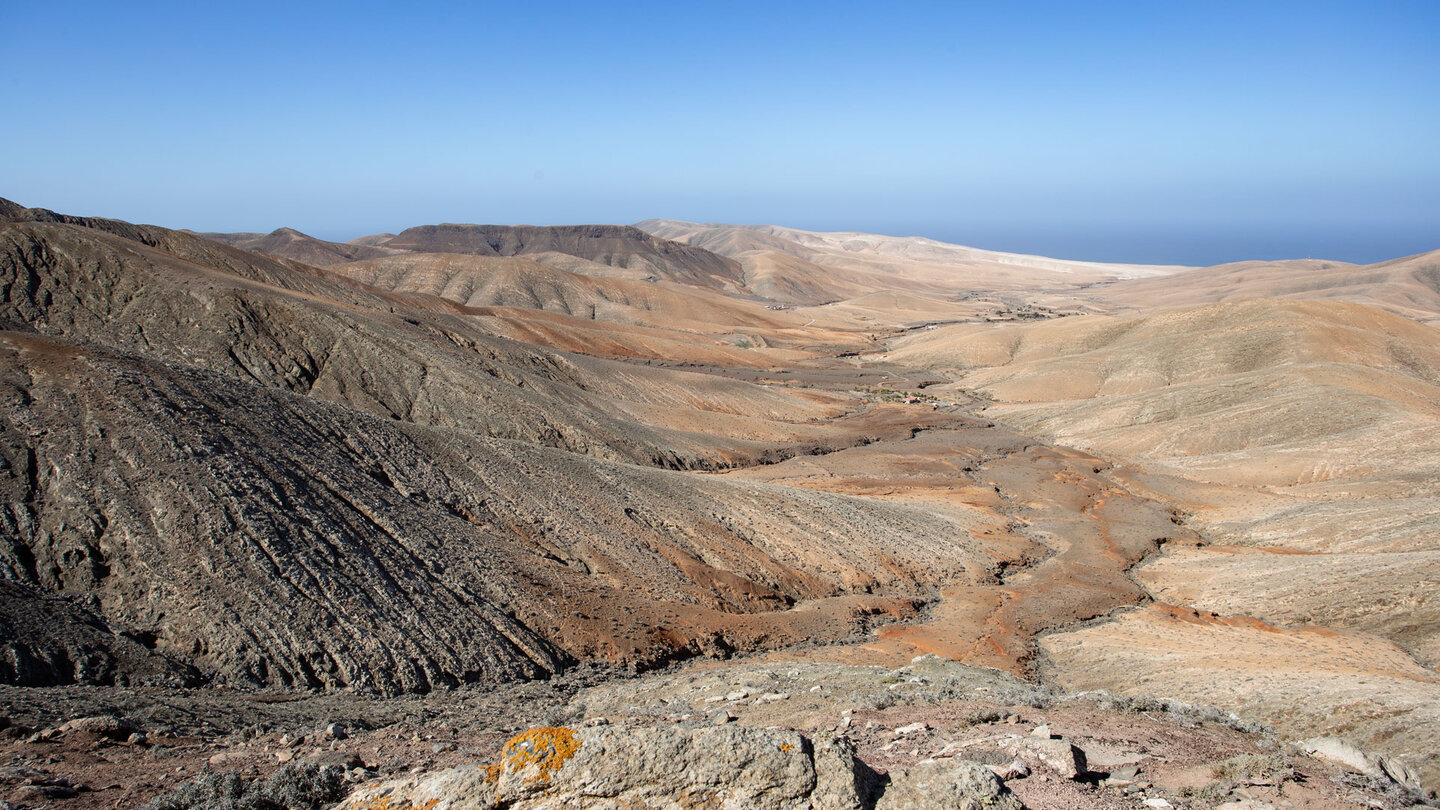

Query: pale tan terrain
[4,198,1438,803]
[1138,545,1440,666]
[324,251,876,360]
[640,219,1181,306]
[1080,249,1440,324]
[887,297,1440,789]
[1042,604,1440,791]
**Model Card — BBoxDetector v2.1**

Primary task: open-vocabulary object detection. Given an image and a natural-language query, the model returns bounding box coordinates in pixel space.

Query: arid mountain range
[3,199,1438,801]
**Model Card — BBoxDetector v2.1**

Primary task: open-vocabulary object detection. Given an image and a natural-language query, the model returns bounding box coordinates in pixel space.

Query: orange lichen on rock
[500,727,582,783]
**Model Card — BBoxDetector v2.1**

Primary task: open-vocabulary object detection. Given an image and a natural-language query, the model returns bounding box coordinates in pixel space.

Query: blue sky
[3,0,1436,264]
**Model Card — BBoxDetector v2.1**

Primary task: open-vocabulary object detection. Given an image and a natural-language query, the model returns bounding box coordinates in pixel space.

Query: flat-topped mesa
[380,223,747,290]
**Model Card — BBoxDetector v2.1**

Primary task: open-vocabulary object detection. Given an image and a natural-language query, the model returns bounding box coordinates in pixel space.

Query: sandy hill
[638,219,1183,305]
[1082,249,1440,323]
[346,232,397,247]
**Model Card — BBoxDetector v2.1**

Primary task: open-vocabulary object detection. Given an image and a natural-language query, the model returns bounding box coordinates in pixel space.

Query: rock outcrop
[338,724,1019,810]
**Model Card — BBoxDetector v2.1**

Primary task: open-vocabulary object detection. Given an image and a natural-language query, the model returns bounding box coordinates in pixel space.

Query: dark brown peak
[0,202,167,249]
[268,226,309,238]
[0,198,70,224]
[0,197,32,221]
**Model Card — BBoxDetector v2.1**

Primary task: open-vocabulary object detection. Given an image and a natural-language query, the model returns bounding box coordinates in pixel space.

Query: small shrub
[1177,780,1234,804]
[954,707,1005,728]
[138,762,347,810]
[1211,753,1288,783]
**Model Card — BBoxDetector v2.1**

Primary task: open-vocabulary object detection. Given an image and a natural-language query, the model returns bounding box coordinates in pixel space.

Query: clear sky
[3,0,1436,264]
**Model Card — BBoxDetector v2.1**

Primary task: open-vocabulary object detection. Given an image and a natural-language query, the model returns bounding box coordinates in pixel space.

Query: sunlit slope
[640,219,1181,305]
[331,251,788,332]
[888,299,1440,487]
[891,299,1440,700]
[378,223,747,291]
[1086,249,1440,323]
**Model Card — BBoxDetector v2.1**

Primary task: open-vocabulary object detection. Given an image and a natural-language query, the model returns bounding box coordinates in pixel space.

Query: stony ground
[0,656,1430,809]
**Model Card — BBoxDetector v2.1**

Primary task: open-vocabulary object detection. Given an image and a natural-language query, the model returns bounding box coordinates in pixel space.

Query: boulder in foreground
[337,723,1022,809]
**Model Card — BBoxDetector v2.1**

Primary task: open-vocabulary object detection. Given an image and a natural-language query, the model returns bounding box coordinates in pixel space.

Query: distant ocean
[922,224,1439,267]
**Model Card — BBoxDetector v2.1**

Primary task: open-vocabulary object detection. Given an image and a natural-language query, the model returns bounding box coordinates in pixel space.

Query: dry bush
[137,762,346,810]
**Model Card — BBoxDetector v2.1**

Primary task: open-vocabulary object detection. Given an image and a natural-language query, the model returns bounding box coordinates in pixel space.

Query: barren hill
[638,219,1182,305]
[0,199,1009,694]
[375,223,746,291]
[4,197,1440,796]
[328,251,786,334]
[195,227,400,266]
[888,299,1440,784]
[886,299,1440,489]
[1080,249,1440,323]
[3,328,998,693]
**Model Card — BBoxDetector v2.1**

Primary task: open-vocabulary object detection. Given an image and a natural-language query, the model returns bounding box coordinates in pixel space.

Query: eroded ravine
[705,355,1203,677]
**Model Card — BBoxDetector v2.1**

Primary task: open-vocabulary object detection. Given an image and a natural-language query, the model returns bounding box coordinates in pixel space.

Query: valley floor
[3,353,1435,808]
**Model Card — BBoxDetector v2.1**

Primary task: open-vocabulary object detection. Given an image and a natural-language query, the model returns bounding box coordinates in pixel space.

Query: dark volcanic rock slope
[0,212,835,468]
[0,201,996,693]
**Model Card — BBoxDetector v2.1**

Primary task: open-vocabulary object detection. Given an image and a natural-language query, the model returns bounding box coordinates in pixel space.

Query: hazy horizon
[6,196,1430,267]
[4,0,1435,267]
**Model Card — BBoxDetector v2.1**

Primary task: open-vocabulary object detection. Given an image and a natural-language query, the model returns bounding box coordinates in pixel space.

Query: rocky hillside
[4,198,1439,802]
[0,200,999,694]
